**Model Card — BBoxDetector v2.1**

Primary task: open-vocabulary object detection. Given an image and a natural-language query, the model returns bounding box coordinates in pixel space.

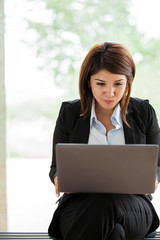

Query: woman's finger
[54,176,60,197]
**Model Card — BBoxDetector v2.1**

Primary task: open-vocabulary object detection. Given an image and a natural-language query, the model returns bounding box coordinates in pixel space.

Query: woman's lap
[111,194,153,239]
[57,193,155,240]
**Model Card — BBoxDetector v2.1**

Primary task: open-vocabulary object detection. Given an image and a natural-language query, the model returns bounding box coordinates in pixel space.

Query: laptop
[56,144,159,194]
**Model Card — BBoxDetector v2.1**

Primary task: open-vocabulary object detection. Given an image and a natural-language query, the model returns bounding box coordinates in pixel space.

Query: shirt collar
[90,98,97,127]
[111,104,123,129]
[90,98,123,129]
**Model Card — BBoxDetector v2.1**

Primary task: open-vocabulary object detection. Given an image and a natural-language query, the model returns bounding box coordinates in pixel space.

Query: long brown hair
[79,42,136,126]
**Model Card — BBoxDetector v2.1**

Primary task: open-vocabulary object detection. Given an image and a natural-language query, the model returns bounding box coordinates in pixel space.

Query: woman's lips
[103,100,115,104]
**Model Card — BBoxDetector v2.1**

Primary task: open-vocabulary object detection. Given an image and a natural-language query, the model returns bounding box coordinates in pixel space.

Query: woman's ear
[125,82,129,96]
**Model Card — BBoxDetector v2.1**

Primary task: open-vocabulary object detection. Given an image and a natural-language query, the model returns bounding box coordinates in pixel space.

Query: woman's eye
[115,82,123,86]
[96,82,105,86]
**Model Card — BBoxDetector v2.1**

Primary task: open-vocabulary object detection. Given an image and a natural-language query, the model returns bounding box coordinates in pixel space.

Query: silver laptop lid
[56,144,159,194]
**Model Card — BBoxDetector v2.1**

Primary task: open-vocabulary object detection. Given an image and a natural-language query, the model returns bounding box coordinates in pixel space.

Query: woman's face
[90,69,127,115]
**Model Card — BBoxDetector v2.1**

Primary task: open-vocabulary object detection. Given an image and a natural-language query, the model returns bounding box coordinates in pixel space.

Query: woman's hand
[145,178,159,196]
[54,176,60,197]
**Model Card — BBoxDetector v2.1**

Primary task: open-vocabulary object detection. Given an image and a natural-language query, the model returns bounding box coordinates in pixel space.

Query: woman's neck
[95,104,115,134]
[95,103,114,120]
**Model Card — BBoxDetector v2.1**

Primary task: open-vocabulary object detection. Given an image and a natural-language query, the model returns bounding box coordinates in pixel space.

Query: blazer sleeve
[142,100,160,182]
[49,102,76,184]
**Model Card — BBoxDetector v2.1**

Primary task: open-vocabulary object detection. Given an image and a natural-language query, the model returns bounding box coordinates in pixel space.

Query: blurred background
[1,0,160,232]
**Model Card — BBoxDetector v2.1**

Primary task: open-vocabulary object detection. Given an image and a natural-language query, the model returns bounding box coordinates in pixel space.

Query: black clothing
[48,98,160,240]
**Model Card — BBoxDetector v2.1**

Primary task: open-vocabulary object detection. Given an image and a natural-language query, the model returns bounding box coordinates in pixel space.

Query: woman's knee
[108,224,125,240]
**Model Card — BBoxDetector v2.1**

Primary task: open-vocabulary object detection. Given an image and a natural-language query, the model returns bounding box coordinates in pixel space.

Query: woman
[48,42,160,240]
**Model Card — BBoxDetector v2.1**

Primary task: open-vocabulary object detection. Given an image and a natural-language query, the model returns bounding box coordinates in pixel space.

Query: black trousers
[56,193,158,240]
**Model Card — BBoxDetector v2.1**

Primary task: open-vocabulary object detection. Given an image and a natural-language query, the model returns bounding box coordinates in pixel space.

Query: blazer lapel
[123,106,136,144]
[70,116,90,144]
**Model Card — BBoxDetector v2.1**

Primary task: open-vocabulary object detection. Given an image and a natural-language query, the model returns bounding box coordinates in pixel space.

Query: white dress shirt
[88,99,125,145]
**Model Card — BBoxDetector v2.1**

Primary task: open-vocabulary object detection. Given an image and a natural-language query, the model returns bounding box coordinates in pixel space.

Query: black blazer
[48,97,160,238]
[49,97,160,183]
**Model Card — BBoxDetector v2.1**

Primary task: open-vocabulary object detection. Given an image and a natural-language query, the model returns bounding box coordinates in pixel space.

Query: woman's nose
[104,86,114,97]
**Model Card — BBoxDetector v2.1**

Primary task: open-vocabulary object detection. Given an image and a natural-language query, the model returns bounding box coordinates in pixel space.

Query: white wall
[0,0,7,231]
